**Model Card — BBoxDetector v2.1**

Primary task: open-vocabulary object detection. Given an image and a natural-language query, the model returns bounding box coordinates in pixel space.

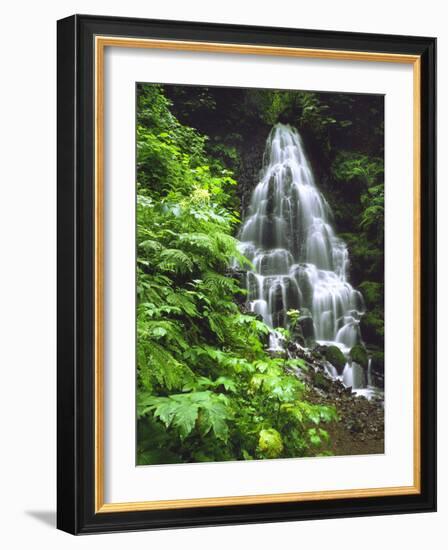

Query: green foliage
[286,309,300,330]
[330,153,384,349]
[307,427,330,447]
[350,344,368,368]
[358,283,384,349]
[360,184,384,242]
[333,152,383,188]
[294,92,339,142]
[139,391,230,441]
[242,90,339,136]
[136,85,336,465]
[361,311,385,348]
[358,282,383,309]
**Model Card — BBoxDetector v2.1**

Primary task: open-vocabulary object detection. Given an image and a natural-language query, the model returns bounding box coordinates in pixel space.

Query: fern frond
[158,248,193,274]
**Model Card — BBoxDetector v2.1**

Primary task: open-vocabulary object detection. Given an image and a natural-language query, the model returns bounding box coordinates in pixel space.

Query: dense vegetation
[136,84,384,465]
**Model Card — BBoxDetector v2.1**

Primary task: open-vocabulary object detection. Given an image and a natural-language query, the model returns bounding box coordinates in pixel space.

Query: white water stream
[239,123,378,396]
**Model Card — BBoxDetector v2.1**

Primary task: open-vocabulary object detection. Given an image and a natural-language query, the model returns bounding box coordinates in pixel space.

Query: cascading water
[239,123,373,395]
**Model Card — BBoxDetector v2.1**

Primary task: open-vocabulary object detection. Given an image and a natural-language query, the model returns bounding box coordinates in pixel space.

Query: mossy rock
[323,345,346,371]
[350,344,368,368]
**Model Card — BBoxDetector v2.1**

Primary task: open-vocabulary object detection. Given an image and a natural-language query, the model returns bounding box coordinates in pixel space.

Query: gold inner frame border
[94,35,421,513]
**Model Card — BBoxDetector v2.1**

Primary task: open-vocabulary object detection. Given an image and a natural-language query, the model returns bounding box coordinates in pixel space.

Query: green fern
[158,248,193,274]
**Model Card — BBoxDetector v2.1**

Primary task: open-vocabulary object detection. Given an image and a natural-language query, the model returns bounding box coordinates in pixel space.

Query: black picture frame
[57,14,436,535]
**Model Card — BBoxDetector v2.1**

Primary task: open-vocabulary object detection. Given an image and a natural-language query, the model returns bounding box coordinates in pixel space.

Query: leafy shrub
[358,281,383,309]
[333,152,383,188]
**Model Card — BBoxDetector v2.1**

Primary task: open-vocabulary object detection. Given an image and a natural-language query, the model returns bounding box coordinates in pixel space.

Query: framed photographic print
[57,14,436,534]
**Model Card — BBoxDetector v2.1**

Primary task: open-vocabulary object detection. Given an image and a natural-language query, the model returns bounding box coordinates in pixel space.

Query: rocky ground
[286,342,385,456]
[308,382,384,456]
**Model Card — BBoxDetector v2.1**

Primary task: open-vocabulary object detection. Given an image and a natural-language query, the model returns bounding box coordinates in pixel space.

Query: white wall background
[0,0,443,547]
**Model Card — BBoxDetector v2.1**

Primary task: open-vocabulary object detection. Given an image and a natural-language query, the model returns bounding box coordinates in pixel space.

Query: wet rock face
[235,132,267,218]
[272,308,287,329]
[290,311,315,348]
[296,315,315,345]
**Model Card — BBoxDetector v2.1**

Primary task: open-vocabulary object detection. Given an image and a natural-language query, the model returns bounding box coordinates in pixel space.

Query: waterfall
[239,123,372,393]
